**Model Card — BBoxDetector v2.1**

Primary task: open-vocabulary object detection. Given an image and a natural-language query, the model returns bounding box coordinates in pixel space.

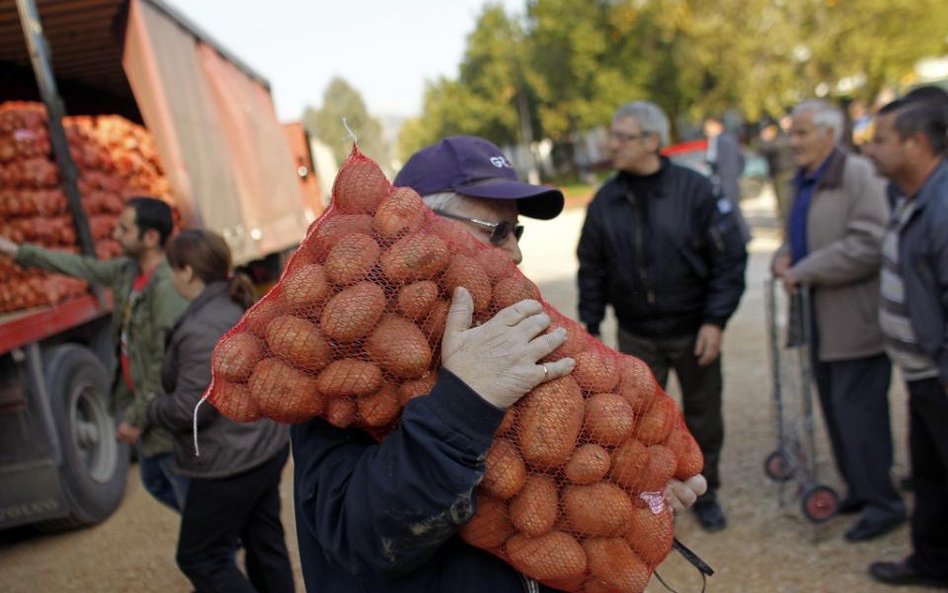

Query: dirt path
[0,194,939,593]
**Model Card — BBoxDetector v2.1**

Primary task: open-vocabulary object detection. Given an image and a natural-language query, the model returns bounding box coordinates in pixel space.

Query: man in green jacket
[0,197,189,511]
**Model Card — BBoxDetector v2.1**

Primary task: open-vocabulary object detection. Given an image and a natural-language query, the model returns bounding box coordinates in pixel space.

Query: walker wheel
[800,484,838,523]
[764,450,793,482]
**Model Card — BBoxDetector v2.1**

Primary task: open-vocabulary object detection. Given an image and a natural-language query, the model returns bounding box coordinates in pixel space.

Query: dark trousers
[618,328,724,500]
[906,378,948,579]
[810,352,904,520]
[177,445,294,593]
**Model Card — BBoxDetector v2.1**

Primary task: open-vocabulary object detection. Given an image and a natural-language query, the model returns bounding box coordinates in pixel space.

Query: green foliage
[303,77,389,169]
[398,0,948,157]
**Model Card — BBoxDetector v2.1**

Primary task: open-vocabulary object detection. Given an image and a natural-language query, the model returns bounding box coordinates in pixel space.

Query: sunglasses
[432,209,524,246]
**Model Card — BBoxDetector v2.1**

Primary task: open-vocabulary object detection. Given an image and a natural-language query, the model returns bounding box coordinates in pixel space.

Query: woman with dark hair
[146,229,294,593]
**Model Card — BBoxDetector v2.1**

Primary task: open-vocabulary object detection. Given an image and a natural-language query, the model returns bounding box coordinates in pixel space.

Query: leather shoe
[837,497,865,515]
[693,500,726,532]
[845,514,905,542]
[870,560,948,588]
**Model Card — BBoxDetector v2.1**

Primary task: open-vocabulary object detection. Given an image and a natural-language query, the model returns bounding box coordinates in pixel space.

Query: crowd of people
[0,84,945,592]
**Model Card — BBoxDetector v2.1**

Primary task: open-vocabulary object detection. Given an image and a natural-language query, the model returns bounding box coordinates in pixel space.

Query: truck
[0,0,311,530]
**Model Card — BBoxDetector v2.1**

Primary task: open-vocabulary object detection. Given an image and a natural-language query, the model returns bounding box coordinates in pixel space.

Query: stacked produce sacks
[0,102,173,313]
[204,147,704,593]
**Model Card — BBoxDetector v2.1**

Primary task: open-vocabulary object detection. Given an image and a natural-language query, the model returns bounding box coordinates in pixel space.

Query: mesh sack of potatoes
[203,147,704,593]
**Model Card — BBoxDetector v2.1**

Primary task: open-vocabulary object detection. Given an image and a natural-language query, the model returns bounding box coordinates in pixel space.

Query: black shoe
[837,497,866,515]
[693,500,726,532]
[845,514,906,542]
[870,560,948,588]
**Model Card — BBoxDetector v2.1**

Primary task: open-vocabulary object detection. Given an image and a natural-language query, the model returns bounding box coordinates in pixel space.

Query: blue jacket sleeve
[291,369,506,579]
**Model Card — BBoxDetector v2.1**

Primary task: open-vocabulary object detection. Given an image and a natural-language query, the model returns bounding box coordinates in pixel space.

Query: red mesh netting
[204,147,703,593]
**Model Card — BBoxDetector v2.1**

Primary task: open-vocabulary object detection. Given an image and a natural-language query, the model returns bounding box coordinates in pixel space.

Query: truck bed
[0,292,112,353]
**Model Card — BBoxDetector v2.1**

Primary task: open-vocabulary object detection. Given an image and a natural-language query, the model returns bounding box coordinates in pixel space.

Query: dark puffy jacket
[892,160,948,385]
[291,370,564,593]
[146,281,288,478]
[577,158,747,337]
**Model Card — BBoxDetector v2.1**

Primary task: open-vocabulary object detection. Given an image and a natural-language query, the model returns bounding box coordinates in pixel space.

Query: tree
[397,5,530,160]
[303,77,389,169]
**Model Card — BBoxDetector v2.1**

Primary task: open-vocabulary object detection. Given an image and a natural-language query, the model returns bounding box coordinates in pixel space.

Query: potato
[396,280,440,320]
[495,407,517,437]
[505,531,587,583]
[543,574,587,592]
[440,254,491,314]
[209,380,259,422]
[572,348,619,394]
[381,233,450,283]
[357,385,402,428]
[481,438,527,500]
[609,438,648,490]
[584,393,635,445]
[430,215,483,256]
[280,264,331,314]
[324,233,380,286]
[421,300,450,345]
[398,372,438,405]
[517,376,585,469]
[491,274,541,311]
[565,444,611,485]
[365,315,432,379]
[616,356,658,413]
[319,282,386,342]
[562,482,634,536]
[638,445,677,493]
[624,503,674,566]
[265,315,332,372]
[243,296,284,338]
[325,397,357,428]
[250,358,324,423]
[583,537,650,593]
[475,248,517,282]
[543,317,586,362]
[309,213,374,257]
[509,475,559,537]
[635,396,676,445]
[459,496,514,550]
[664,423,705,479]
[212,331,263,382]
[373,186,426,239]
[332,157,390,215]
[315,359,383,398]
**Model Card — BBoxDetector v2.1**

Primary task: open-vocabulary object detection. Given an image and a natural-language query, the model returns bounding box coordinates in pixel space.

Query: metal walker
[763,279,839,522]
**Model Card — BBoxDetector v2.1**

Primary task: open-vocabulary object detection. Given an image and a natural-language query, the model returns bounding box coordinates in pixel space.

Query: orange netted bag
[203,147,703,593]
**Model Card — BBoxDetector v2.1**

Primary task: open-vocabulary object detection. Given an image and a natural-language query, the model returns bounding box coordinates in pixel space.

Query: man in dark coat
[578,103,747,532]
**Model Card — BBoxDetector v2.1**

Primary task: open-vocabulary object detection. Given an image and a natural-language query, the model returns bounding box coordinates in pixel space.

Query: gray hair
[793,99,844,144]
[613,101,670,146]
[420,191,461,212]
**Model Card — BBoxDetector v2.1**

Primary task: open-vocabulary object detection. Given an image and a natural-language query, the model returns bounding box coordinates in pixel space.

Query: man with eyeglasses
[290,135,707,593]
[578,101,747,533]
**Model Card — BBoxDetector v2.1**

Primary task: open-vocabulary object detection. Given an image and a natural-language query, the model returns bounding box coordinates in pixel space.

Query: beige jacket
[776,150,890,361]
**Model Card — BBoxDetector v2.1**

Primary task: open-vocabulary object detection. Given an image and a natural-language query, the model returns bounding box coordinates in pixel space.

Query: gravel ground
[1,190,942,593]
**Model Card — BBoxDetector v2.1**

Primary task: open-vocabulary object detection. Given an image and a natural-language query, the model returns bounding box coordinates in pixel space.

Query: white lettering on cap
[489,156,511,168]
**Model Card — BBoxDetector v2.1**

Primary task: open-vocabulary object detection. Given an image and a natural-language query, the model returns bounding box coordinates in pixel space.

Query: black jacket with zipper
[577,157,747,338]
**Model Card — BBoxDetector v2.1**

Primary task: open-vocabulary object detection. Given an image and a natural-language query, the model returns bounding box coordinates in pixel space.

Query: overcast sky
[165,0,526,121]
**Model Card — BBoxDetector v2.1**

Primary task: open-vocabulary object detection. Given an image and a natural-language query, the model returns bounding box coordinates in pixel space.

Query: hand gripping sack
[203,147,704,593]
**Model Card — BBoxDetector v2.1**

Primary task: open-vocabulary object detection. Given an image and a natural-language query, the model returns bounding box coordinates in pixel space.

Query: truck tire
[36,344,128,531]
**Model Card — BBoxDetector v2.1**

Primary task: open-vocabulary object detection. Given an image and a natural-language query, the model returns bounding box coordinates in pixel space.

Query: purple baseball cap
[393,135,564,220]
